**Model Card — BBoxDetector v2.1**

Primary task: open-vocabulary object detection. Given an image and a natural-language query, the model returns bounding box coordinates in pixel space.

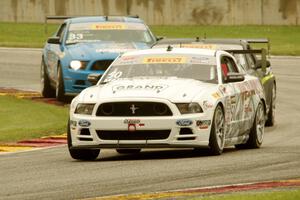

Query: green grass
[189,189,300,200]
[0,96,69,142]
[0,22,59,48]
[0,22,300,55]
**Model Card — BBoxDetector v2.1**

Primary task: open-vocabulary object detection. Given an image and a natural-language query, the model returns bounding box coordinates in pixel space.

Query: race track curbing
[0,88,67,153]
[84,179,300,200]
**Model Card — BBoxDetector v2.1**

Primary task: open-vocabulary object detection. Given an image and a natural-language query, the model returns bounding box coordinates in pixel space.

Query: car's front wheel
[116,149,141,154]
[56,64,67,102]
[67,120,100,161]
[41,60,55,98]
[209,105,225,155]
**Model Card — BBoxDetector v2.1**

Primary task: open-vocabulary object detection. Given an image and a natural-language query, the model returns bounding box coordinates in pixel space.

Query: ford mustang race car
[153,38,276,126]
[67,47,266,160]
[41,16,157,101]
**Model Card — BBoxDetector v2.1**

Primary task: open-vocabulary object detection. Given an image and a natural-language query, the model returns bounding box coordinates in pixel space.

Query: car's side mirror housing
[88,73,101,85]
[255,60,271,69]
[225,72,245,83]
[47,37,61,44]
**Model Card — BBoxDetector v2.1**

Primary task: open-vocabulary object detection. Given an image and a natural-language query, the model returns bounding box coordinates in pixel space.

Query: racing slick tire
[41,60,55,98]
[116,149,141,154]
[67,120,100,161]
[209,105,225,155]
[265,84,276,127]
[235,102,265,149]
[56,64,67,102]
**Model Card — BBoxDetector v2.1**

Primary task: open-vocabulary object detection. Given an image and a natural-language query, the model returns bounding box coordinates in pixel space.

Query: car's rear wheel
[209,105,225,155]
[235,102,265,149]
[56,64,67,102]
[41,60,55,98]
[67,120,100,161]
[116,149,141,154]
[265,84,276,126]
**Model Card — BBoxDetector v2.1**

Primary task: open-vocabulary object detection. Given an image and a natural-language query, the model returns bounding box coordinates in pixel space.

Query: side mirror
[255,60,271,69]
[47,37,61,44]
[225,72,245,83]
[87,73,101,85]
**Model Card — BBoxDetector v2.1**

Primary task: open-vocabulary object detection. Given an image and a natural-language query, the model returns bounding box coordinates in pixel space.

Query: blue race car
[41,16,157,101]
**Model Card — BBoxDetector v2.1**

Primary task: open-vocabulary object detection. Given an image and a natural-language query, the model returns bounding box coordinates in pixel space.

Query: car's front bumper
[69,114,213,149]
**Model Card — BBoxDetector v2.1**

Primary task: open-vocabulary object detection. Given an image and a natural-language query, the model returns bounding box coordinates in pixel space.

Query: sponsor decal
[78,119,91,127]
[123,119,145,131]
[143,57,186,64]
[196,120,211,129]
[203,100,214,109]
[112,84,168,93]
[181,44,216,49]
[230,95,237,104]
[218,85,227,95]
[176,119,193,126]
[92,23,126,30]
[212,92,221,99]
[190,56,211,64]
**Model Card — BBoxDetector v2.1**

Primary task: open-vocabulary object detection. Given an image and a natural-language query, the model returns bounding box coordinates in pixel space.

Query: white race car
[68,47,266,160]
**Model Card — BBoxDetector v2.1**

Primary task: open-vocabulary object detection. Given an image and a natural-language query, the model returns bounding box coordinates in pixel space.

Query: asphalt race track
[0,48,299,200]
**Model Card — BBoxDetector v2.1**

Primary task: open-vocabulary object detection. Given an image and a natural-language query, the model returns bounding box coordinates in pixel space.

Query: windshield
[101,54,218,84]
[66,22,155,44]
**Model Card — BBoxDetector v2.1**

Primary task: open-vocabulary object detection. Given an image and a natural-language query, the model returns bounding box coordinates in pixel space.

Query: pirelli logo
[143,57,186,63]
[92,23,126,30]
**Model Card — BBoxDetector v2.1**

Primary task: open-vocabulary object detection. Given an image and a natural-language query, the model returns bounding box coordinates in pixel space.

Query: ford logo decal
[78,120,91,127]
[176,119,193,126]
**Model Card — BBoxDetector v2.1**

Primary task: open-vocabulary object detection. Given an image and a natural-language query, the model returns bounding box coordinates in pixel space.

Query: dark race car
[41,16,157,101]
[153,38,276,126]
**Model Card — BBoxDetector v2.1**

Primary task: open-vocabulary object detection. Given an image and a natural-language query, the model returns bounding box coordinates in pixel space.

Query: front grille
[91,60,114,71]
[96,102,173,116]
[96,130,171,140]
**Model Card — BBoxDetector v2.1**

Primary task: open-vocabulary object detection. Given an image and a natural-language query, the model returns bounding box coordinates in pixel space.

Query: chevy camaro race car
[153,38,276,126]
[41,16,157,101]
[68,47,266,160]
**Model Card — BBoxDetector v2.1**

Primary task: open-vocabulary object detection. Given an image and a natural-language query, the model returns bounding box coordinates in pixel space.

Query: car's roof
[66,16,144,24]
[121,47,223,57]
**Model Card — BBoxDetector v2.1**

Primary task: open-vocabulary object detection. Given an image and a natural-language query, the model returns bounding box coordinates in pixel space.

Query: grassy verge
[189,188,300,200]
[0,96,69,142]
[0,22,300,55]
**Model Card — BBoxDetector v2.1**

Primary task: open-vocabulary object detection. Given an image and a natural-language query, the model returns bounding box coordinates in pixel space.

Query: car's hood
[66,42,149,60]
[77,78,215,102]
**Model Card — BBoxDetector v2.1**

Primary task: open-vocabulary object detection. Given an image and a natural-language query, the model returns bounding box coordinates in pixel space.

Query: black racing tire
[265,84,276,127]
[209,105,225,155]
[56,64,67,102]
[235,102,265,149]
[67,120,100,161]
[41,60,55,98]
[116,149,141,154]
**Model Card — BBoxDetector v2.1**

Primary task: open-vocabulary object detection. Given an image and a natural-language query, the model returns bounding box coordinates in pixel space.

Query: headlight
[75,103,95,115]
[176,103,203,114]
[70,60,87,70]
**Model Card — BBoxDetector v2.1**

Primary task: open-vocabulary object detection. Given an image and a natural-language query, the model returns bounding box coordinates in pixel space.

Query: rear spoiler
[44,15,139,33]
[242,38,270,55]
[226,49,268,73]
